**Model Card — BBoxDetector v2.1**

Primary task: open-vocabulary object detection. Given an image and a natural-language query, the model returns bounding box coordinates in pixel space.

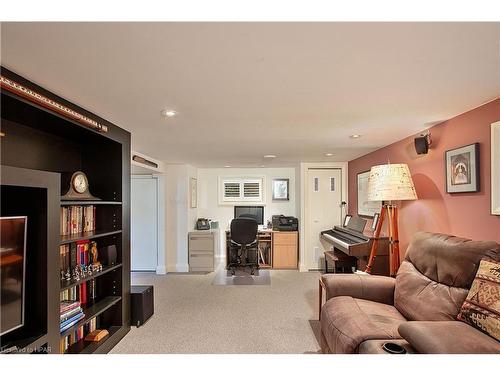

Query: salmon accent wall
[348,98,500,257]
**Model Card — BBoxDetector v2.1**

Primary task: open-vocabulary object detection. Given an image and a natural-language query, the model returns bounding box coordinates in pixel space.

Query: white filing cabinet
[188,230,216,272]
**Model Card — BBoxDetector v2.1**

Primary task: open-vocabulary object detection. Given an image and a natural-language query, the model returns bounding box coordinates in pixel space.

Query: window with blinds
[220,178,264,202]
[224,182,240,198]
[243,182,260,198]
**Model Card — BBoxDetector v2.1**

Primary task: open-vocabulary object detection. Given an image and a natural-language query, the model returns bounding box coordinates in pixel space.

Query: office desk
[225,230,298,269]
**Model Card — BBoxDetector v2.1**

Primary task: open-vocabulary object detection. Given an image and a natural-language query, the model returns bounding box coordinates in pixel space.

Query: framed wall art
[491,121,500,214]
[190,177,197,208]
[272,178,289,201]
[357,171,382,217]
[445,143,479,193]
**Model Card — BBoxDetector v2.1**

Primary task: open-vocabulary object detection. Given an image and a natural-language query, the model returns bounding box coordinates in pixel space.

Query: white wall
[163,164,198,272]
[197,167,298,257]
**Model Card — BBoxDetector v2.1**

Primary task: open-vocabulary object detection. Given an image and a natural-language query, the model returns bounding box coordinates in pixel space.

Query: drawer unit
[273,231,298,245]
[272,231,298,269]
[189,235,214,252]
[188,231,215,272]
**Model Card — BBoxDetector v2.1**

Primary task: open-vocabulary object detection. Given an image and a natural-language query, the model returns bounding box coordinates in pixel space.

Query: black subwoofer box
[131,285,154,327]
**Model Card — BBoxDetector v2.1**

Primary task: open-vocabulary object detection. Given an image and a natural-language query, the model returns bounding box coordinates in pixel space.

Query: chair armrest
[399,321,500,354]
[320,274,395,305]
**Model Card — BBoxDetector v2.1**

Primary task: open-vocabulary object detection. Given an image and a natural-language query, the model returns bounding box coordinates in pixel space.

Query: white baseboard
[167,263,190,273]
[156,265,167,275]
[299,263,308,272]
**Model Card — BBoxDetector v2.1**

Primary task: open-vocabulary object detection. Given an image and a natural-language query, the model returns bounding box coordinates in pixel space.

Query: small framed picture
[190,177,197,208]
[357,171,382,217]
[272,178,289,201]
[343,214,352,227]
[371,213,380,231]
[445,143,480,193]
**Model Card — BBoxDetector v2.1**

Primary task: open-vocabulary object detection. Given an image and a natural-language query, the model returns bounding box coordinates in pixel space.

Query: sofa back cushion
[394,232,500,321]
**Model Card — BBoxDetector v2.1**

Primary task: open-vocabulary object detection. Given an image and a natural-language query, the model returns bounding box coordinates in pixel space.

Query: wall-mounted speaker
[414,134,430,154]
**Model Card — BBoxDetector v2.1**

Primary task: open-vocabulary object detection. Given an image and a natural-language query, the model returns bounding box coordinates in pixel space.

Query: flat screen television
[0,216,27,336]
[234,206,264,225]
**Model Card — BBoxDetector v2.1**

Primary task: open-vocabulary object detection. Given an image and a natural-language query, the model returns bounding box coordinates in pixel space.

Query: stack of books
[60,300,85,333]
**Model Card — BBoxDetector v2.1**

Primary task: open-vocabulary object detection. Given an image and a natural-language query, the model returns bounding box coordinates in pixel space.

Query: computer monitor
[234,206,264,225]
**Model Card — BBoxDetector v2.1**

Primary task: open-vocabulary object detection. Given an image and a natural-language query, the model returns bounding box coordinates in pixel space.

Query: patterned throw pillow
[457,259,500,341]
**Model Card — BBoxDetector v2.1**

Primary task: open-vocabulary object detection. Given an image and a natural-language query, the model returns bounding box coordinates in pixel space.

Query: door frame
[131,174,166,274]
[299,162,348,272]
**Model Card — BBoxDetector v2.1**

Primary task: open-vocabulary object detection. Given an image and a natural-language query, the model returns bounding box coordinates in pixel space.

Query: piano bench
[324,250,357,274]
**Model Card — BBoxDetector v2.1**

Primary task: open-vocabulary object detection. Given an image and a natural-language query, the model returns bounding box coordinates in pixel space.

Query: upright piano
[320,216,389,276]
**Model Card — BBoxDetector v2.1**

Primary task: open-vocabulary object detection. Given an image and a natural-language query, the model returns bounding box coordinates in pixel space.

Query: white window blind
[243,182,260,198]
[224,182,240,198]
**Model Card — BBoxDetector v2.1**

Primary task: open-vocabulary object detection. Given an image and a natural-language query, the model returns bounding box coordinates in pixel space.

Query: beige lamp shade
[367,163,418,202]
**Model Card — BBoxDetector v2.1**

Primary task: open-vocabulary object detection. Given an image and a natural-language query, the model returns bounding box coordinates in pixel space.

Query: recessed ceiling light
[161,109,177,118]
[350,134,361,139]
[260,165,266,167]
[264,154,276,159]
[224,165,231,168]
[325,153,333,157]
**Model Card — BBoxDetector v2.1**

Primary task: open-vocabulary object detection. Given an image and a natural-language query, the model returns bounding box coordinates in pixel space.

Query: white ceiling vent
[131,151,164,174]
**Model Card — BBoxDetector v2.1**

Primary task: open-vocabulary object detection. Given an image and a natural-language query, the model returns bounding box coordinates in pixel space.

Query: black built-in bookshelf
[0,67,131,354]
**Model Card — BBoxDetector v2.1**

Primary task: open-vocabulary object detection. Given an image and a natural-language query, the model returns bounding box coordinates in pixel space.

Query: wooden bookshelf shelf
[60,229,122,245]
[60,296,122,338]
[60,263,122,291]
[60,201,122,206]
[1,67,130,354]
[65,325,121,354]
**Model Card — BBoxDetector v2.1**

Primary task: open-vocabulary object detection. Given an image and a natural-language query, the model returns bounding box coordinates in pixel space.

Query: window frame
[219,176,265,204]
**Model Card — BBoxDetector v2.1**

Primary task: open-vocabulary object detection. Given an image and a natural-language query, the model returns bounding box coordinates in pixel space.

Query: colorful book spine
[60,205,96,235]
[60,312,84,332]
[59,317,97,353]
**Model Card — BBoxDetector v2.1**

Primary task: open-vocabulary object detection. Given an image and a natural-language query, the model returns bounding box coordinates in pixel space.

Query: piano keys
[321,216,390,276]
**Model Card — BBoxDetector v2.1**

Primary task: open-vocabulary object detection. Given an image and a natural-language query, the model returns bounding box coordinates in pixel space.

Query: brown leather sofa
[319,232,500,354]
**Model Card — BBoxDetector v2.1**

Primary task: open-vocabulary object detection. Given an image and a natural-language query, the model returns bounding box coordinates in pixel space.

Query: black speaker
[101,244,117,266]
[131,285,154,327]
[414,135,429,154]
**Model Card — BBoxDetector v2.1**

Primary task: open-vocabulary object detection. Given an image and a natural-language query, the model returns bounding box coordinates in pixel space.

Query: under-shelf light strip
[0,75,108,133]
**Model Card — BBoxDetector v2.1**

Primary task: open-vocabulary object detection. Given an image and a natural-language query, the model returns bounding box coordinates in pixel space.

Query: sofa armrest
[399,321,500,354]
[320,274,395,305]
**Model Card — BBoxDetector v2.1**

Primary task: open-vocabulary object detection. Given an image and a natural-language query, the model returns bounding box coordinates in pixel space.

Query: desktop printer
[272,215,299,231]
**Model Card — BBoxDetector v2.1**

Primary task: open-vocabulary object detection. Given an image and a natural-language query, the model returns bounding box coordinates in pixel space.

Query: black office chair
[228,217,259,276]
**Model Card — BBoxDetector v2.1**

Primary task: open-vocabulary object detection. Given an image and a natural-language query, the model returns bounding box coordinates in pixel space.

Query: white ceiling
[1,22,499,167]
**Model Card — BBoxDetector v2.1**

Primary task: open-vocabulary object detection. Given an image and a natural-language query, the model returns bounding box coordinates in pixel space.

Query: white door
[305,168,343,270]
[131,176,158,271]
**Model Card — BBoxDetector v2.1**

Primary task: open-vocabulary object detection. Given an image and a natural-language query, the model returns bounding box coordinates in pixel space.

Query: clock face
[72,173,88,194]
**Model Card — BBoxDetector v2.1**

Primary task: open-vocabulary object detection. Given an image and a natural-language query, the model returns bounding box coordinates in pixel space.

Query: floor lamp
[365,163,418,277]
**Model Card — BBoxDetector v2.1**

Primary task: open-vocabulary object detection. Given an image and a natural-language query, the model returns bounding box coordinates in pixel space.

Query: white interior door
[305,168,342,269]
[131,176,158,271]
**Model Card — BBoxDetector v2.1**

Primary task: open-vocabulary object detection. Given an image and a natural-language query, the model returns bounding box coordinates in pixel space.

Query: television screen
[234,206,264,225]
[0,216,27,336]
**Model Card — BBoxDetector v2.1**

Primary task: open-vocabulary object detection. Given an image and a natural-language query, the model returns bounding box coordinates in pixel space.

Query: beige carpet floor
[110,266,322,354]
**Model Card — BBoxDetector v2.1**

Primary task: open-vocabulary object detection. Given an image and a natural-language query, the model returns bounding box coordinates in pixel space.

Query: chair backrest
[394,231,500,321]
[230,218,258,246]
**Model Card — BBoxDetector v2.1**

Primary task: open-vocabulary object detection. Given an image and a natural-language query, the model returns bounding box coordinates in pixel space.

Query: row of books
[60,280,96,307]
[60,300,85,333]
[59,317,97,353]
[59,240,96,272]
[60,205,96,235]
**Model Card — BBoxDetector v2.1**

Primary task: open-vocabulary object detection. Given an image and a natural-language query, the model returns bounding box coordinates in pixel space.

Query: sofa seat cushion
[321,296,407,353]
